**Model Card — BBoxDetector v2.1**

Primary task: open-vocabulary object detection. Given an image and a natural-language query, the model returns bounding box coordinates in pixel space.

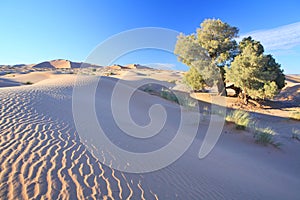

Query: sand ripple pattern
[1,76,300,200]
[0,78,157,200]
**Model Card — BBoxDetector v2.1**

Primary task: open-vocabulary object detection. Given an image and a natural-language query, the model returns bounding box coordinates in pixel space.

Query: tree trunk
[238,92,248,104]
[217,80,227,96]
[217,67,227,96]
[244,96,249,104]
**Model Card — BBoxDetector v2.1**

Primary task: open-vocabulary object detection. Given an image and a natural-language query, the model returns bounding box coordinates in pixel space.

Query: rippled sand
[0,73,299,199]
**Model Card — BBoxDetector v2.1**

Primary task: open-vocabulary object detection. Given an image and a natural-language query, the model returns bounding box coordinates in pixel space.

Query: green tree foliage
[175,33,218,90]
[226,37,285,100]
[174,19,239,94]
[183,66,205,91]
[174,34,210,67]
[196,19,239,66]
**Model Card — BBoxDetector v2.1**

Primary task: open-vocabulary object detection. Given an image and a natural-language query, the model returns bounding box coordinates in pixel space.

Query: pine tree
[226,37,285,102]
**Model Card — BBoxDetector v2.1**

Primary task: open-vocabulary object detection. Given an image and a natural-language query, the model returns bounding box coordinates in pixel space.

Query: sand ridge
[0,73,299,199]
[0,76,157,199]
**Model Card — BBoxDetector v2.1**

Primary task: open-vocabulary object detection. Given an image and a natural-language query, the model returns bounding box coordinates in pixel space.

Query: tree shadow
[0,77,22,87]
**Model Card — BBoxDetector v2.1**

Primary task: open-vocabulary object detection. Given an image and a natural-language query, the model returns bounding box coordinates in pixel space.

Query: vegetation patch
[160,88,179,104]
[168,79,177,84]
[24,81,33,85]
[253,127,281,147]
[140,84,198,110]
[140,84,156,94]
[174,18,285,102]
[226,110,251,130]
[176,93,198,110]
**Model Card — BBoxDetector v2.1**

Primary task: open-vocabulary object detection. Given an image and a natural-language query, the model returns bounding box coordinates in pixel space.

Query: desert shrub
[160,88,179,104]
[24,81,33,85]
[253,127,279,147]
[103,71,116,76]
[168,79,177,84]
[226,110,251,130]
[289,112,300,121]
[140,85,180,104]
[141,85,197,109]
[140,84,155,93]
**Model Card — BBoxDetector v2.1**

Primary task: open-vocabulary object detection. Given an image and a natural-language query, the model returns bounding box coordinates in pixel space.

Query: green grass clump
[141,85,199,109]
[253,127,275,145]
[226,110,251,130]
[253,127,281,147]
[289,112,300,121]
[160,88,179,104]
[140,84,155,93]
[140,85,179,104]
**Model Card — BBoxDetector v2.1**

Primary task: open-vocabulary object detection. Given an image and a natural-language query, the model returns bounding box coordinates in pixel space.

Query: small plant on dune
[177,93,197,110]
[168,79,177,84]
[226,110,251,130]
[24,81,33,85]
[292,128,300,141]
[289,112,300,121]
[103,71,116,76]
[253,127,281,147]
[140,84,155,93]
[140,85,180,105]
[141,85,197,109]
[160,88,179,104]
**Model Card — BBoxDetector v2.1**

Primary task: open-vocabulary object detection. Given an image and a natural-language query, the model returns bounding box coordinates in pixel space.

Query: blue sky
[0,0,300,73]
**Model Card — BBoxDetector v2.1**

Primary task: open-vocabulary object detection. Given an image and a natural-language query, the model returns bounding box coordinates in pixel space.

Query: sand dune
[3,72,54,84]
[0,74,300,199]
[0,75,158,199]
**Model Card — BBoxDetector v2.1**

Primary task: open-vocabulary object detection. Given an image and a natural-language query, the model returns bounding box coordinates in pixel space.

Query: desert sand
[0,66,300,199]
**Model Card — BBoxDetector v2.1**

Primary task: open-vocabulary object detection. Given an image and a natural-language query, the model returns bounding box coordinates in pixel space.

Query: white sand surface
[0,78,22,87]
[0,74,300,199]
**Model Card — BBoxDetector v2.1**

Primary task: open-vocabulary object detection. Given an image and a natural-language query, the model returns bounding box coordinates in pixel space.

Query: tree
[174,19,239,95]
[226,37,285,103]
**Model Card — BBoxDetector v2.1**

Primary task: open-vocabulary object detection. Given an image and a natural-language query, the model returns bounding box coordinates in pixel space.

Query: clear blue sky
[0,0,299,73]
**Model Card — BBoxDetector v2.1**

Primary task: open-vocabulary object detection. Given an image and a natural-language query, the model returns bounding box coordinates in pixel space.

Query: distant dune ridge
[32,59,101,69]
[0,59,151,70]
[0,59,149,69]
[0,59,101,69]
